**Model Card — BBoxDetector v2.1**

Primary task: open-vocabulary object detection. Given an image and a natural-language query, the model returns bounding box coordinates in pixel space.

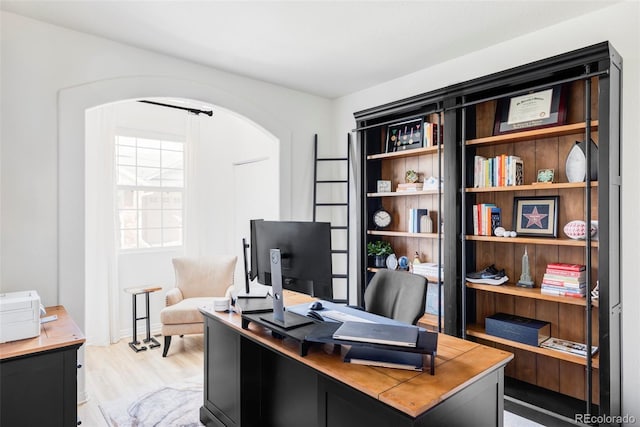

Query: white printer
[0,290,42,343]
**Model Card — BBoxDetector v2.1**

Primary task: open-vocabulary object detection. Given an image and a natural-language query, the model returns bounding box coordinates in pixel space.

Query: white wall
[0,10,331,324]
[331,1,639,420]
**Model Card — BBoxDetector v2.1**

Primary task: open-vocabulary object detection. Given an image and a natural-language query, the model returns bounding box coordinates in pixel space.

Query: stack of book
[472,204,501,236]
[473,154,523,188]
[396,183,423,192]
[412,262,444,280]
[541,263,586,298]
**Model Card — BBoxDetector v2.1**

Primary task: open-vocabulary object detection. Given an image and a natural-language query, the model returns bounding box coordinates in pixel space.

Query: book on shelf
[540,287,586,298]
[408,208,428,233]
[546,263,586,272]
[424,122,442,147]
[396,183,423,192]
[332,321,419,347]
[472,203,497,236]
[545,268,587,278]
[473,154,523,188]
[490,207,501,236]
[541,276,586,289]
[343,346,423,371]
[540,337,599,357]
[412,262,444,280]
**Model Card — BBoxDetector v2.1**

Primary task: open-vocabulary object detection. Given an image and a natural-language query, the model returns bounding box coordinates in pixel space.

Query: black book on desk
[332,321,419,348]
[344,346,423,371]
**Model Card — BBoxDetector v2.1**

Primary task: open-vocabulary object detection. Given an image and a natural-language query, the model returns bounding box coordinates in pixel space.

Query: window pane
[117,190,137,209]
[161,169,184,187]
[162,150,183,169]
[137,138,160,149]
[138,191,161,209]
[163,210,182,228]
[118,166,136,185]
[163,228,182,247]
[138,147,160,167]
[119,210,138,229]
[117,145,136,166]
[162,192,182,209]
[140,210,162,228]
[139,228,162,248]
[116,134,184,250]
[137,167,162,186]
[120,230,138,249]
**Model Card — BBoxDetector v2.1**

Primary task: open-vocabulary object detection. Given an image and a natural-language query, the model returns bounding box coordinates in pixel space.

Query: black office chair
[364,269,427,325]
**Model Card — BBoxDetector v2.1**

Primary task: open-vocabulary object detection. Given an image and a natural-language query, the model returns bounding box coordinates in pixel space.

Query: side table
[124,286,162,352]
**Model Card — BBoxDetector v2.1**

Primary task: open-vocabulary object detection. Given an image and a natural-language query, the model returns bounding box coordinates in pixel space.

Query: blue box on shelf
[485,313,550,346]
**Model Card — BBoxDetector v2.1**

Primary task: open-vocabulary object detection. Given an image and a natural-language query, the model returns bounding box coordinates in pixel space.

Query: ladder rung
[316,180,348,183]
[317,157,348,161]
[331,226,348,230]
[315,203,348,207]
[331,250,348,254]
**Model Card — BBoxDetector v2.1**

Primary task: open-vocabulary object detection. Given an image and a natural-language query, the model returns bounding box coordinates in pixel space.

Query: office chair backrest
[364,269,427,325]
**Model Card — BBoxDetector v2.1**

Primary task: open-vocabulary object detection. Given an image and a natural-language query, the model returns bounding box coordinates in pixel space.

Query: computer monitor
[251,220,333,300]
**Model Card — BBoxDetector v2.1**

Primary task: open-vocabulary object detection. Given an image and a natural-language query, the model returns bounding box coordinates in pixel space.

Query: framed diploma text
[493,85,567,135]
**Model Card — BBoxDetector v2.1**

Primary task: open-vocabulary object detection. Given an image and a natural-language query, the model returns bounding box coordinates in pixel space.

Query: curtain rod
[138,100,213,117]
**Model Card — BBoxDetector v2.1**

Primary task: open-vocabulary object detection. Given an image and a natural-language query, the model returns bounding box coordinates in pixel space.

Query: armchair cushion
[165,287,184,307]
[172,255,237,299]
[160,297,213,325]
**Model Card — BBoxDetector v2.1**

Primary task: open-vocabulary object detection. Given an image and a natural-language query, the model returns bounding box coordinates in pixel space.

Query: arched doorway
[59,76,291,401]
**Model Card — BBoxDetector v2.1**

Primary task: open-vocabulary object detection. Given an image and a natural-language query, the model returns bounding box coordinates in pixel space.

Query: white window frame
[115,129,185,252]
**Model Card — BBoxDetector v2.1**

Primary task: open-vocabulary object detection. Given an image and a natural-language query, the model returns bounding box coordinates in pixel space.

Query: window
[116,135,184,249]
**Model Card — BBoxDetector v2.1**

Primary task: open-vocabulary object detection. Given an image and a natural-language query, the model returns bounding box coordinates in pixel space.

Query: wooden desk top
[0,306,85,361]
[201,290,513,418]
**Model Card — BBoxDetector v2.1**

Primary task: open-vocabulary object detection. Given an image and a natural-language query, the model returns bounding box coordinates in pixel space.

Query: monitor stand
[259,248,313,331]
[237,238,270,299]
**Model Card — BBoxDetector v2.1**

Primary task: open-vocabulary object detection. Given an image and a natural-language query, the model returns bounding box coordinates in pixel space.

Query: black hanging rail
[138,100,213,117]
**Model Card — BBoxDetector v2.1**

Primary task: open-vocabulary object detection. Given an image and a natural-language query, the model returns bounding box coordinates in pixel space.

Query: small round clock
[373,209,392,229]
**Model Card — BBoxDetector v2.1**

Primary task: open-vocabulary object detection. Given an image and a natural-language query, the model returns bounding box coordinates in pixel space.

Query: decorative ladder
[313,134,351,303]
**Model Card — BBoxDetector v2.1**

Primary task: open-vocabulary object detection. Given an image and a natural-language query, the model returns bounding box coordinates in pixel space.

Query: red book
[546,263,586,272]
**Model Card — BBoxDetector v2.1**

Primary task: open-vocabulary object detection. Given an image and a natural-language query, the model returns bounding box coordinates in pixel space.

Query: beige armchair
[160,255,237,357]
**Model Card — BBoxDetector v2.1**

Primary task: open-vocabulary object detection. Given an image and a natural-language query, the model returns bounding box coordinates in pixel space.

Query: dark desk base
[200,313,505,427]
[1,345,81,427]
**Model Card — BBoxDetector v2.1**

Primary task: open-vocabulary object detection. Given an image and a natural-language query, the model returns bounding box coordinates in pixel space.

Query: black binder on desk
[344,346,423,371]
[332,321,419,348]
[304,322,438,375]
[234,295,273,314]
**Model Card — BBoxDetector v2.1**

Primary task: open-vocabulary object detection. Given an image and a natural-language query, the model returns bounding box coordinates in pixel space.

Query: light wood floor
[77,334,204,426]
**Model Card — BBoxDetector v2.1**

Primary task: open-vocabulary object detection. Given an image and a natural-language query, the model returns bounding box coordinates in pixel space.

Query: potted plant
[367,240,393,268]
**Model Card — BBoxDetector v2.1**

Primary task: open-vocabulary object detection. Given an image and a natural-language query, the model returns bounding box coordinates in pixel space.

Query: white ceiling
[1,1,617,98]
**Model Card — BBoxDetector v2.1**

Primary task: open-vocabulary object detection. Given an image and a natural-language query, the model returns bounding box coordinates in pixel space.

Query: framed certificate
[493,85,567,135]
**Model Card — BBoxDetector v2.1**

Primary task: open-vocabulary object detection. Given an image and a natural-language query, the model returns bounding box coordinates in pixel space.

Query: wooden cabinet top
[0,305,85,360]
[201,291,513,418]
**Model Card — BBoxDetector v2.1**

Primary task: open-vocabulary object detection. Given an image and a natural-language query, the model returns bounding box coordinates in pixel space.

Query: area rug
[99,378,204,427]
